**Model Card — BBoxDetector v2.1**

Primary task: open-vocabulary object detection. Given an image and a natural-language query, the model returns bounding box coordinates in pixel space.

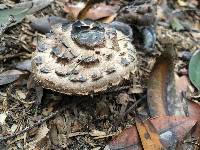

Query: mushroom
[31,20,137,95]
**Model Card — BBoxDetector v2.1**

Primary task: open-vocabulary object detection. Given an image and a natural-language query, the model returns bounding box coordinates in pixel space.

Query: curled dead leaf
[147,47,186,117]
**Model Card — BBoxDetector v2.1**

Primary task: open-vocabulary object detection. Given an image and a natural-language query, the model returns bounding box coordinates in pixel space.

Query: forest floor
[0,0,200,149]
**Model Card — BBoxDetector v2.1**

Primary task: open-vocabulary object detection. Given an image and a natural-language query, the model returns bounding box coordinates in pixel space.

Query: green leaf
[0,6,30,27]
[170,18,184,32]
[189,49,200,90]
[0,0,53,30]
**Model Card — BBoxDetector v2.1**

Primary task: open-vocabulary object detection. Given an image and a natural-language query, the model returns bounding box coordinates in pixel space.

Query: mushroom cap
[32,20,137,95]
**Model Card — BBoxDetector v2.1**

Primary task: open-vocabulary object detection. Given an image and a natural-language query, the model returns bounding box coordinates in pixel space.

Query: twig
[93,133,116,139]
[125,95,146,115]
[0,52,26,61]
[61,41,77,57]
[68,132,88,138]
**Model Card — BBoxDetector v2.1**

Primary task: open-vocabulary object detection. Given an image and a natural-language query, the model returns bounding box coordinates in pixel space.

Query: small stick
[61,41,77,57]
[125,95,146,115]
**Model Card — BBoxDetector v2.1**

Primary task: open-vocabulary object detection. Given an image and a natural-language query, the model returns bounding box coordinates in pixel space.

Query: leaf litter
[0,0,200,149]
[0,70,24,86]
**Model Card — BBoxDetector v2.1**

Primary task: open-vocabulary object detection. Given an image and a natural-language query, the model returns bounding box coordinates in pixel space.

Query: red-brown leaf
[107,116,197,149]
[151,116,197,146]
[188,101,200,138]
[147,48,186,116]
[107,126,142,150]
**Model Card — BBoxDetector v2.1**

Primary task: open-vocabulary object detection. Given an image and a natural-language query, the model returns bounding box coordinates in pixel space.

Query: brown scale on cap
[31,20,137,95]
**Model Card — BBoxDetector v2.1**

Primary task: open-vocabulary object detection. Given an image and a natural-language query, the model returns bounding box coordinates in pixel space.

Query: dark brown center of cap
[71,20,106,49]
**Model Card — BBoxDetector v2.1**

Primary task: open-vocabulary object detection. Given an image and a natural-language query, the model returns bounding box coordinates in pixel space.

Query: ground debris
[0,0,199,149]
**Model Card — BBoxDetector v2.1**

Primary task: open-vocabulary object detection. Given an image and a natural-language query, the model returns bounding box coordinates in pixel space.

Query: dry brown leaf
[188,100,200,138]
[117,93,130,120]
[117,93,130,105]
[26,123,49,149]
[53,115,67,134]
[107,126,142,150]
[147,48,186,117]
[107,116,197,149]
[175,75,189,93]
[147,49,173,116]
[64,1,119,20]
[49,124,59,146]
[150,116,197,147]
[64,2,85,19]
[99,13,117,23]
[35,123,49,141]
